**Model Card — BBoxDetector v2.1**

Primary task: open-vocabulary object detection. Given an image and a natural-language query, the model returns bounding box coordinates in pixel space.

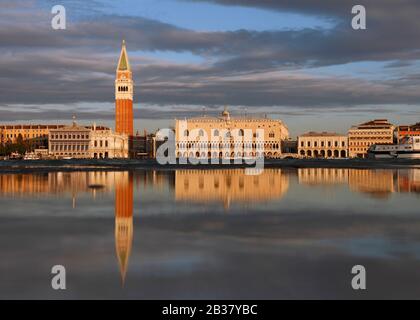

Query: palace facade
[90,124,129,159]
[348,119,395,158]
[175,108,289,159]
[298,132,348,158]
[48,121,128,159]
[0,124,64,146]
[48,121,91,158]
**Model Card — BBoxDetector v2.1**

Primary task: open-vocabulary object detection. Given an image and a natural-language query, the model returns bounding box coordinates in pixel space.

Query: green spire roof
[118,51,128,70]
[117,40,131,71]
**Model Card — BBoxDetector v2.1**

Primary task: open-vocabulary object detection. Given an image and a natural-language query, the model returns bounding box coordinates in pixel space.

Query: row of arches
[183,129,276,138]
[118,86,129,92]
[300,149,347,158]
[176,151,280,159]
[177,142,280,149]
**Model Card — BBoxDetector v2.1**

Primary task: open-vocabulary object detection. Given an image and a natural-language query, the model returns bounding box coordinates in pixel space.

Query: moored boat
[368,136,420,159]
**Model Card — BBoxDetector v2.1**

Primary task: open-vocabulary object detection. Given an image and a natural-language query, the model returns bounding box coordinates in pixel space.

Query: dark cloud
[1,0,420,120]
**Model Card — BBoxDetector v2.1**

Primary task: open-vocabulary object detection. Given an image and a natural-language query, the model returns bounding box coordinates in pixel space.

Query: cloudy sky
[1,0,420,136]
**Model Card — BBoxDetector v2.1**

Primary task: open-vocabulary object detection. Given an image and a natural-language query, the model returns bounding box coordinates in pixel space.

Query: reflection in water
[0,168,419,204]
[175,169,289,208]
[297,168,420,198]
[298,168,349,185]
[115,172,134,285]
[1,168,420,289]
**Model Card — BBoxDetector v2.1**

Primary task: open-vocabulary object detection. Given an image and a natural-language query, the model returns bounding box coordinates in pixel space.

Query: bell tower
[115,40,134,136]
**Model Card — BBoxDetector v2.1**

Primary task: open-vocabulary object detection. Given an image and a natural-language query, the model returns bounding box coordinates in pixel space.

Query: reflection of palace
[175,169,289,208]
[114,172,134,285]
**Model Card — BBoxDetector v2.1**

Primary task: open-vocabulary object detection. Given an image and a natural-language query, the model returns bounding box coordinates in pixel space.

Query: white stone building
[89,124,129,159]
[48,121,128,159]
[298,132,348,158]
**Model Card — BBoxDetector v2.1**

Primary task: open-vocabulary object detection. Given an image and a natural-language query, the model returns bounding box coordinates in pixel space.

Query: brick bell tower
[115,40,134,137]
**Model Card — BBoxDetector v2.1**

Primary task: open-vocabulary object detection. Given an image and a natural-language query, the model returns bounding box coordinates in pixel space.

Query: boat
[368,136,420,159]
[23,152,40,160]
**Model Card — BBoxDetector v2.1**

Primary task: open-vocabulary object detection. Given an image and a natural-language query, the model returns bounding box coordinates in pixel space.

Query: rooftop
[300,131,344,137]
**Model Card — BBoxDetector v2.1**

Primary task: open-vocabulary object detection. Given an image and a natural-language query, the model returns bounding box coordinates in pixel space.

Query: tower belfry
[115,40,134,136]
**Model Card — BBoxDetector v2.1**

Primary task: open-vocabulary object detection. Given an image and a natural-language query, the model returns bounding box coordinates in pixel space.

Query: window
[105,141,108,147]
[184,129,189,137]
[214,129,219,137]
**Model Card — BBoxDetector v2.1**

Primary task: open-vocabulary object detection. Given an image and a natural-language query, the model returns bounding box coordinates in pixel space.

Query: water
[0,168,419,299]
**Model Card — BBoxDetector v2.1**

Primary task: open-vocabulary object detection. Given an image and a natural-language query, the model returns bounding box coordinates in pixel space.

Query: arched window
[269,131,275,138]
[238,129,244,137]
[214,129,219,137]
[199,129,204,137]
[184,129,189,137]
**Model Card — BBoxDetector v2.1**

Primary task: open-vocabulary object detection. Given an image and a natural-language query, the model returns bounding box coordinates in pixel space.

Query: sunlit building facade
[90,125,129,159]
[348,119,395,158]
[48,122,91,159]
[298,132,348,158]
[0,124,64,146]
[175,108,289,159]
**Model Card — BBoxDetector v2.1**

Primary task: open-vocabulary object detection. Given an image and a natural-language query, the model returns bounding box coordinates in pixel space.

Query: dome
[222,107,230,117]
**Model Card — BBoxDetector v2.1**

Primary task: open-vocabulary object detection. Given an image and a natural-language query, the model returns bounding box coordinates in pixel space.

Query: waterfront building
[0,124,65,146]
[48,121,91,159]
[48,119,128,159]
[115,40,134,137]
[396,123,420,143]
[89,124,129,159]
[175,108,289,159]
[348,119,395,158]
[298,132,348,158]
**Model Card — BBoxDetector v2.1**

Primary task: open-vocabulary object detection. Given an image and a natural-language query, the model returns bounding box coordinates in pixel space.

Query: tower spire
[117,39,131,71]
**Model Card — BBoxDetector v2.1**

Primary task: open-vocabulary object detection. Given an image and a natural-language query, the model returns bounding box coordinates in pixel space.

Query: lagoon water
[0,168,420,299]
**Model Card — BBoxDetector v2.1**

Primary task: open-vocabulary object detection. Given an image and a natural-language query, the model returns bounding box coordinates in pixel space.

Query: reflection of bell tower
[115,40,134,136]
[115,172,134,285]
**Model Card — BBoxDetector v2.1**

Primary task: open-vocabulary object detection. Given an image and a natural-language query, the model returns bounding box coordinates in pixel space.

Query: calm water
[0,168,420,299]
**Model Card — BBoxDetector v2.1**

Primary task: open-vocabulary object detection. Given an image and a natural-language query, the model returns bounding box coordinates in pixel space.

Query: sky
[1,0,420,137]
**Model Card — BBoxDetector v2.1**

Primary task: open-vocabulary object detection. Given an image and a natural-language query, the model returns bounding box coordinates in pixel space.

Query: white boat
[368,136,420,159]
[23,152,40,160]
